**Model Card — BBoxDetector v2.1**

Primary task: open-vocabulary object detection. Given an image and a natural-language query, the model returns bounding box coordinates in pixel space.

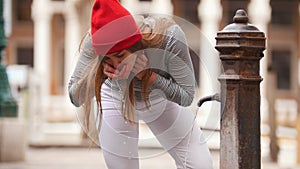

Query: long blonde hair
[80,16,175,134]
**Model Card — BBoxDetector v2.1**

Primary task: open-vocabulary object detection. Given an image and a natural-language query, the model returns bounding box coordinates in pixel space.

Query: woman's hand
[103,61,116,79]
[102,51,148,80]
[132,52,148,80]
[103,62,132,80]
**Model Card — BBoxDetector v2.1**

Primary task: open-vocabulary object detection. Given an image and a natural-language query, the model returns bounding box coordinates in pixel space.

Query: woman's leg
[99,84,139,169]
[137,99,213,169]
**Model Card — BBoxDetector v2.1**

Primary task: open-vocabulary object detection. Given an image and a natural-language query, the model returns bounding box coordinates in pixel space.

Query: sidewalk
[1,147,300,169]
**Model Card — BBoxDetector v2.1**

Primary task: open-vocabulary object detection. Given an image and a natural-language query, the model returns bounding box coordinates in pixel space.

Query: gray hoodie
[68,20,195,107]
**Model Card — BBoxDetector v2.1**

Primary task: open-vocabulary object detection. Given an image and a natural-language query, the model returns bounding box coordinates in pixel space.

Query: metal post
[215,9,266,168]
[0,0,17,117]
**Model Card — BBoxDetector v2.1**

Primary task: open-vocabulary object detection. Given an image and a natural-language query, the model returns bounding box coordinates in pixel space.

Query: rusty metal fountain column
[215,10,266,169]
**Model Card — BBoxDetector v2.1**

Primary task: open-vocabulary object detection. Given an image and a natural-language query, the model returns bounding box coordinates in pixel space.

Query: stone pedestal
[0,118,27,162]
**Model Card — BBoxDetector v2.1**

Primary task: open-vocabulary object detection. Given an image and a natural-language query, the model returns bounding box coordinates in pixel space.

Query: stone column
[32,0,51,98]
[248,0,271,127]
[248,0,271,95]
[248,0,271,39]
[151,0,173,15]
[121,0,139,14]
[247,0,272,119]
[122,0,173,15]
[248,0,274,162]
[31,0,52,142]
[215,10,266,168]
[65,0,80,97]
[198,0,222,96]
[63,0,81,115]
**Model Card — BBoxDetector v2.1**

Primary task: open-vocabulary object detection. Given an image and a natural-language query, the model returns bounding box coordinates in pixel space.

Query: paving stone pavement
[1,147,300,169]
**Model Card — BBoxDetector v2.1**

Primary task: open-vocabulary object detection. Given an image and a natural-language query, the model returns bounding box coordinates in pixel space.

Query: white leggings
[99,84,213,169]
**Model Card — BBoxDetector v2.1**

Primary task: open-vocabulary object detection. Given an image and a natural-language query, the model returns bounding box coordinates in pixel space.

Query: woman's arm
[151,25,195,107]
[68,31,97,107]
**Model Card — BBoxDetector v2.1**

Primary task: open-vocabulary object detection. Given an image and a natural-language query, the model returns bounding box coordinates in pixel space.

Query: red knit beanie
[91,0,142,55]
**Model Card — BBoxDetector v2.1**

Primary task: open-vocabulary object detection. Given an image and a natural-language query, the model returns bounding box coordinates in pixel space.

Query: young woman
[68,0,213,168]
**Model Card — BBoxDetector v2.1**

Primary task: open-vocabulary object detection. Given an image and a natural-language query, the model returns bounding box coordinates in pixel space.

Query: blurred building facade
[2,0,300,163]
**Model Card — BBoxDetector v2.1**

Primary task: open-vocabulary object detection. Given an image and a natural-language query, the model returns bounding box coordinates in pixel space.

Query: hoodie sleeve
[68,31,97,107]
[151,25,196,107]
